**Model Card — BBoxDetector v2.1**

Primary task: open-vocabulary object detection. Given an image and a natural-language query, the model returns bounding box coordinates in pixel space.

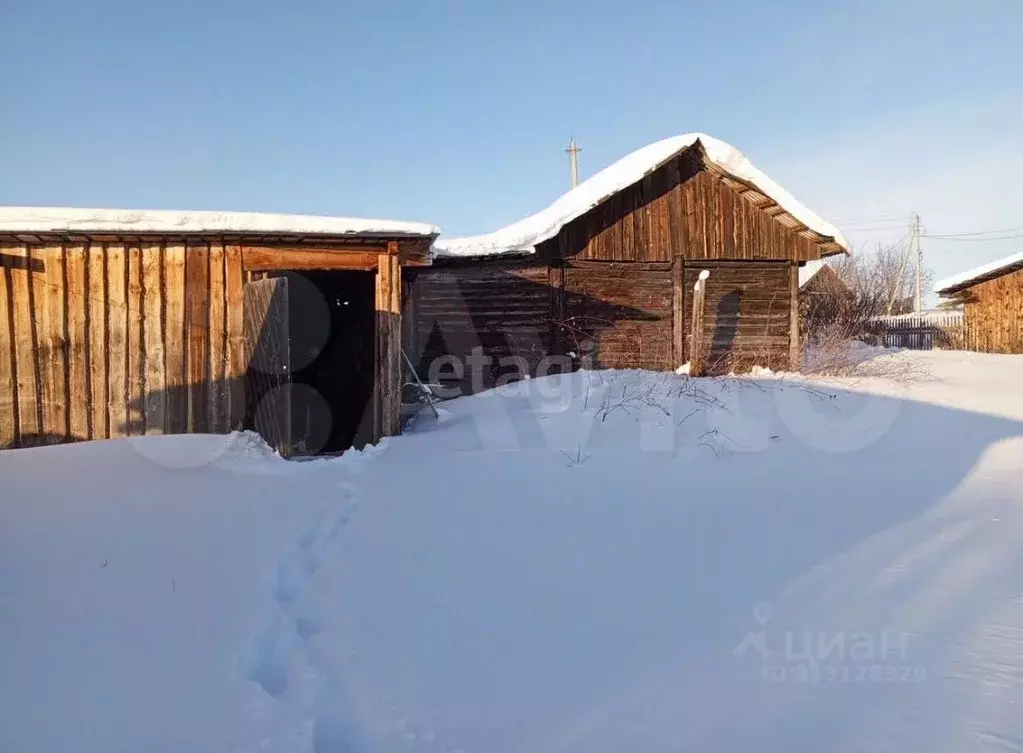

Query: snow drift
[2,352,1023,753]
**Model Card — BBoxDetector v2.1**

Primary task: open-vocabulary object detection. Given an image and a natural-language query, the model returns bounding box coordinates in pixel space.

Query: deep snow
[2,350,1022,753]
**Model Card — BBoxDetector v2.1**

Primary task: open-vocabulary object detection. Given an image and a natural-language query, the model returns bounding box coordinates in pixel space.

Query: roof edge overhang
[935,258,1023,297]
[432,134,849,260]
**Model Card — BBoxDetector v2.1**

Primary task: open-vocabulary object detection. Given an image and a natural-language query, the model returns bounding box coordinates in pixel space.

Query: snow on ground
[2,351,1023,753]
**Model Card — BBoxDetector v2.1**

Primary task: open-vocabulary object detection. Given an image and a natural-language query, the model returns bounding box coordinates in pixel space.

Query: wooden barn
[0,208,438,453]
[408,134,848,389]
[798,259,853,335]
[936,251,1023,353]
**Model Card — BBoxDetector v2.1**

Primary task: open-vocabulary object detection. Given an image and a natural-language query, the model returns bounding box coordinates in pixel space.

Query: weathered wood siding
[539,157,825,263]
[683,261,793,373]
[409,157,834,386]
[961,267,1023,353]
[411,263,553,391]
[0,242,246,449]
[563,261,673,370]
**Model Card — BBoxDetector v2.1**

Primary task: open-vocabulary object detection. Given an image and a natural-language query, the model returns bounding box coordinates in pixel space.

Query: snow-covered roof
[0,207,439,239]
[799,259,830,289]
[935,251,1023,295]
[433,133,849,258]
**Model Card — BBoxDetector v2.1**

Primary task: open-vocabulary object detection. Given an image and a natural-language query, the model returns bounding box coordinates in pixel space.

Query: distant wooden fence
[870,314,963,351]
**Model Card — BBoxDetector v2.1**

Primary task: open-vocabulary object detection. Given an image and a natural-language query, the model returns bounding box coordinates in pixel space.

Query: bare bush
[586,371,725,424]
[800,242,936,376]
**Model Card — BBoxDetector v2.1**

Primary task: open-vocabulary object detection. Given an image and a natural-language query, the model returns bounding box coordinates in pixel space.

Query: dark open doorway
[244,269,377,456]
[288,270,376,455]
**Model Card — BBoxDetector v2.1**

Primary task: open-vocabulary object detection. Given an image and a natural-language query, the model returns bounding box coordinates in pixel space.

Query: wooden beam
[399,245,434,267]
[0,251,16,447]
[548,263,566,356]
[242,246,383,271]
[789,261,800,370]
[126,245,145,436]
[224,246,246,430]
[690,270,709,376]
[87,245,108,439]
[207,243,227,432]
[142,244,166,434]
[106,245,128,439]
[672,257,685,365]
[374,249,402,442]
[163,244,187,434]
[40,246,68,443]
[185,243,210,433]
[66,246,90,441]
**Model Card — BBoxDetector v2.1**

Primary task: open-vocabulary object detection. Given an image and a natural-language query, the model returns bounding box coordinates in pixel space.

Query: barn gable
[412,136,846,382]
[538,147,842,263]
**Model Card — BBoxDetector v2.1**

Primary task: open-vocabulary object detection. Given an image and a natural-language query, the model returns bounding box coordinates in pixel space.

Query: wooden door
[244,276,292,455]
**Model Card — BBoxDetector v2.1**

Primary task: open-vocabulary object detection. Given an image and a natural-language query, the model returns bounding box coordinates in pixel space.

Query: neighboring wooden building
[936,252,1023,353]
[411,134,847,388]
[0,208,437,453]
[798,259,853,335]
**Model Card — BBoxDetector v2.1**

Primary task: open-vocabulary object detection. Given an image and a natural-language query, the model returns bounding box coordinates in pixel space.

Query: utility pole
[888,213,921,315]
[913,213,923,313]
[565,138,581,188]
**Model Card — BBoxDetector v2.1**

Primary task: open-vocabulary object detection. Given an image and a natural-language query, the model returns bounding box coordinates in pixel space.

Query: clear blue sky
[1,0,1021,285]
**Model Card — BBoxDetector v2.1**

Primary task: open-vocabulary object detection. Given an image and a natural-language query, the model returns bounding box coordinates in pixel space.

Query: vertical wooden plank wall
[0,239,245,449]
[163,244,187,434]
[126,245,145,435]
[375,245,402,440]
[0,250,17,447]
[207,244,226,433]
[184,242,209,432]
[41,245,68,440]
[66,246,90,440]
[13,246,41,441]
[225,245,246,430]
[142,243,166,434]
[87,246,108,439]
[106,244,128,438]
[960,268,1023,354]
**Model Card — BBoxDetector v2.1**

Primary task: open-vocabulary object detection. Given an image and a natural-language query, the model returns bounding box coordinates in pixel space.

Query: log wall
[413,157,827,389]
[683,261,794,372]
[961,267,1023,353]
[0,242,247,449]
[410,263,553,391]
[563,261,674,370]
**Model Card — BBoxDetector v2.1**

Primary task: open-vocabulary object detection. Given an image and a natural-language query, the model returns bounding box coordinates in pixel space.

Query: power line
[834,213,912,226]
[922,233,1023,242]
[844,222,915,232]
[921,225,1023,238]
